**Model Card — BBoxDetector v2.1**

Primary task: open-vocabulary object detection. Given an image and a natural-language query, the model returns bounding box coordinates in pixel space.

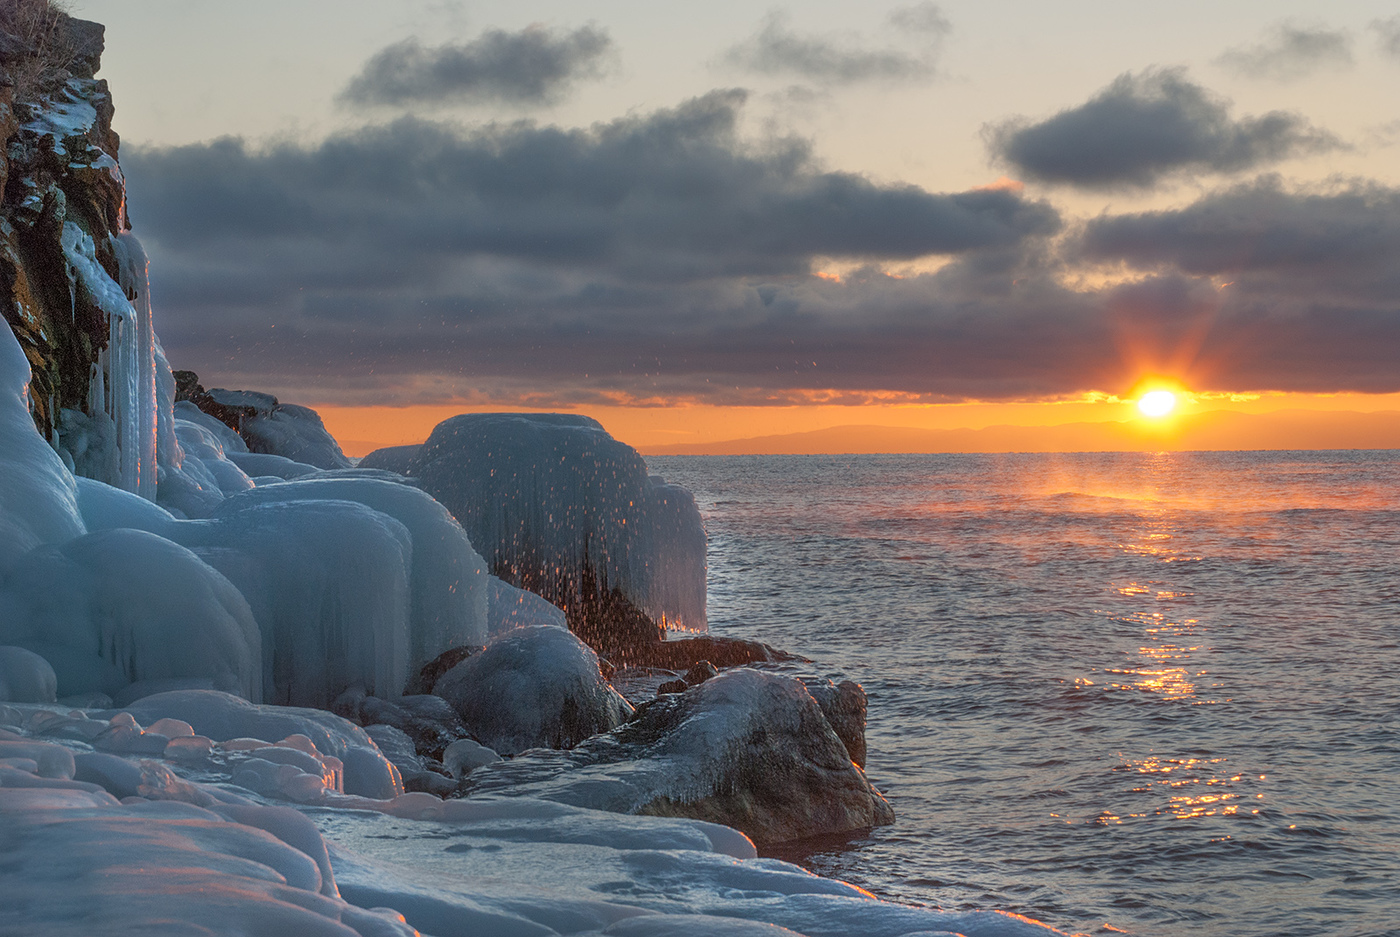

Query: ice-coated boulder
[177,377,352,471]
[433,624,633,756]
[363,413,707,651]
[463,668,894,845]
[488,575,568,634]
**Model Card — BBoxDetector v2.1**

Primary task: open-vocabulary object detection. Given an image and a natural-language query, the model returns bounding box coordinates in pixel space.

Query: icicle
[113,233,158,501]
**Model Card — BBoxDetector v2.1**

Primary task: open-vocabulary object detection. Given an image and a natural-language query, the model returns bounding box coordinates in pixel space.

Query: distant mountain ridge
[640,409,1400,455]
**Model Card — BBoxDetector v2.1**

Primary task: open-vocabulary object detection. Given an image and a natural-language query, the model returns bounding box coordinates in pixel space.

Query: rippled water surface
[646,451,1400,937]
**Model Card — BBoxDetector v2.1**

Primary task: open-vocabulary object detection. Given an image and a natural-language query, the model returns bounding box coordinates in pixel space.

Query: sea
[645,450,1400,937]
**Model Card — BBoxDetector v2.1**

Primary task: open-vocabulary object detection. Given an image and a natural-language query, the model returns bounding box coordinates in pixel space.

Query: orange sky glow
[318,390,1400,458]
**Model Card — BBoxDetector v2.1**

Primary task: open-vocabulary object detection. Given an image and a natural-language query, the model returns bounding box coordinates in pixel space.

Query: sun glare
[1137,390,1177,419]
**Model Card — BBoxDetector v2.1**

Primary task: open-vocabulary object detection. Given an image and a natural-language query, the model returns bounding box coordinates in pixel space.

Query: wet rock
[683,660,719,686]
[656,679,687,696]
[802,678,868,769]
[463,668,893,846]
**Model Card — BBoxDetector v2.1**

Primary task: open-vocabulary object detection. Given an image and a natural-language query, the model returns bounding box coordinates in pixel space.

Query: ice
[228,450,322,479]
[171,500,413,706]
[175,398,249,453]
[59,223,157,498]
[433,625,633,756]
[220,477,491,659]
[375,414,707,640]
[119,689,401,799]
[0,645,58,703]
[240,401,354,470]
[0,322,86,565]
[0,527,261,700]
[489,575,569,633]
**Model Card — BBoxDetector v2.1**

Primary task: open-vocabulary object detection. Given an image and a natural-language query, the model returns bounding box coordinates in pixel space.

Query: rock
[802,678,868,769]
[406,645,476,697]
[463,668,893,846]
[656,679,688,696]
[683,660,719,686]
[434,625,633,756]
[619,635,799,671]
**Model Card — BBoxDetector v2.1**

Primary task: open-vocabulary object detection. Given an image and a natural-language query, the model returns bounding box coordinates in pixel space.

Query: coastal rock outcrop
[463,667,893,845]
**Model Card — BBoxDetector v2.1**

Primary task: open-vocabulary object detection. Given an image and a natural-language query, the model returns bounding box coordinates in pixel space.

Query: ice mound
[434,624,633,756]
[0,646,58,702]
[0,527,261,700]
[488,575,569,633]
[362,413,707,649]
[220,478,491,658]
[463,668,894,846]
[0,323,86,565]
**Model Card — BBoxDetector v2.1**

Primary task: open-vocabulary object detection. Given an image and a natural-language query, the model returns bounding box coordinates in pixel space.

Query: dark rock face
[462,668,893,846]
[0,11,125,444]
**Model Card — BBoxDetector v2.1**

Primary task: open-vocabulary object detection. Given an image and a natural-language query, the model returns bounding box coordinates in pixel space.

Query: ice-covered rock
[488,574,569,634]
[177,376,353,470]
[463,668,893,845]
[363,413,707,650]
[0,645,58,703]
[433,624,633,756]
[219,477,491,659]
[0,527,262,700]
[120,689,402,799]
[331,685,470,762]
[802,678,869,769]
[0,323,87,566]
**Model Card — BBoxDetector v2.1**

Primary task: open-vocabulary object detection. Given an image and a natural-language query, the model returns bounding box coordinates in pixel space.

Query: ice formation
[363,413,708,643]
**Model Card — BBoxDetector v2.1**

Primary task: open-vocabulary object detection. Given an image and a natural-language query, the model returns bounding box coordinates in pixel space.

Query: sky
[68,0,1400,452]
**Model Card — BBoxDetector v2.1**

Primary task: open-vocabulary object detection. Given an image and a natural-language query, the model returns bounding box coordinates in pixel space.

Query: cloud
[1373,16,1400,59]
[1215,22,1353,81]
[986,68,1340,189]
[125,91,1089,405]
[1078,176,1400,290]
[340,24,613,107]
[724,8,948,84]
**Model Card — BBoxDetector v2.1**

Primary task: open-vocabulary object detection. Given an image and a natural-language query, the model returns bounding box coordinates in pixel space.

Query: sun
[1137,390,1177,418]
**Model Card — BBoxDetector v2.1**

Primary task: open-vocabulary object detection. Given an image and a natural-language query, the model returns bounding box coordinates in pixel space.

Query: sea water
[646,451,1400,937]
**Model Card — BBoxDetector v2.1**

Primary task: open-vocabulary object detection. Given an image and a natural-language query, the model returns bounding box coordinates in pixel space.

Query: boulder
[463,668,893,846]
[433,624,632,756]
